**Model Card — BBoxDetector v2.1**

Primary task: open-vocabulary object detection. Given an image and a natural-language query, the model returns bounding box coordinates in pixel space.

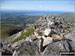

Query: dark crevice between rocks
[40,38,49,53]
[66,39,73,51]
[2,49,13,56]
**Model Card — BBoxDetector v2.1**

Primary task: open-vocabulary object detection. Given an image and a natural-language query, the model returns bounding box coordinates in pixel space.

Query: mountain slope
[1,13,75,56]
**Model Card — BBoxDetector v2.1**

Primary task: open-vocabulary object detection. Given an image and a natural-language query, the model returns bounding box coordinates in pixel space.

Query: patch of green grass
[66,28,72,32]
[67,24,75,27]
[11,28,34,44]
[63,27,72,32]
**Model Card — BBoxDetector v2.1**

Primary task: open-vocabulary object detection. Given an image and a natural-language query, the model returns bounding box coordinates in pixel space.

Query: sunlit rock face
[44,28,51,36]
[42,36,53,47]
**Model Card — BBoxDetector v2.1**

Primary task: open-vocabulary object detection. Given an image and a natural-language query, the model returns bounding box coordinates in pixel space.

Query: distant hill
[1,12,40,26]
[57,13,75,23]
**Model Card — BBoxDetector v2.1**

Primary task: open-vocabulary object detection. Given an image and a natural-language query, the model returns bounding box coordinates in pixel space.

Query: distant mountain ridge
[57,13,75,23]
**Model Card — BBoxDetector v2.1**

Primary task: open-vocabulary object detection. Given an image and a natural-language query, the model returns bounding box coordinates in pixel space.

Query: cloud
[39,5,74,12]
[1,5,74,12]
[39,6,51,10]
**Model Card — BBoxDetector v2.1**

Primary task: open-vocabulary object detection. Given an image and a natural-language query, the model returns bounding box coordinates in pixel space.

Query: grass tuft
[11,28,34,44]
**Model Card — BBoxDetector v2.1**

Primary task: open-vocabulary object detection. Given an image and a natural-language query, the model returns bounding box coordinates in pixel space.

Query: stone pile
[35,15,74,36]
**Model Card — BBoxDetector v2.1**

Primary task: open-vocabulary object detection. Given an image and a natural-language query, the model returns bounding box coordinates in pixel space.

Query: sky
[1,0,75,12]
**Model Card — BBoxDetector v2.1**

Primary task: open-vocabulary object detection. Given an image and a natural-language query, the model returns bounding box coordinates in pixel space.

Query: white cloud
[39,6,74,12]
[1,5,74,12]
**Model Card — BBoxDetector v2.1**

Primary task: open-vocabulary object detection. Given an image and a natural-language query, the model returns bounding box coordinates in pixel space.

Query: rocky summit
[0,15,75,56]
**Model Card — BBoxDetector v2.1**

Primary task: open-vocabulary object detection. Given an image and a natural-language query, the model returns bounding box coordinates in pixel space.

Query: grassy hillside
[1,25,25,41]
[1,12,40,41]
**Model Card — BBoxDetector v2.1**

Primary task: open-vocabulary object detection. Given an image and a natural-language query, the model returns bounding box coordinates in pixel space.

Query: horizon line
[1,9,75,12]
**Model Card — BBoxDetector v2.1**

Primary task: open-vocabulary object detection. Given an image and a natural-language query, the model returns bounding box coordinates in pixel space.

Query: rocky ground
[0,15,75,56]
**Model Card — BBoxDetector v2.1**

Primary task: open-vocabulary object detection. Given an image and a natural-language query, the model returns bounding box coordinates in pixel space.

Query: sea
[1,10,75,16]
